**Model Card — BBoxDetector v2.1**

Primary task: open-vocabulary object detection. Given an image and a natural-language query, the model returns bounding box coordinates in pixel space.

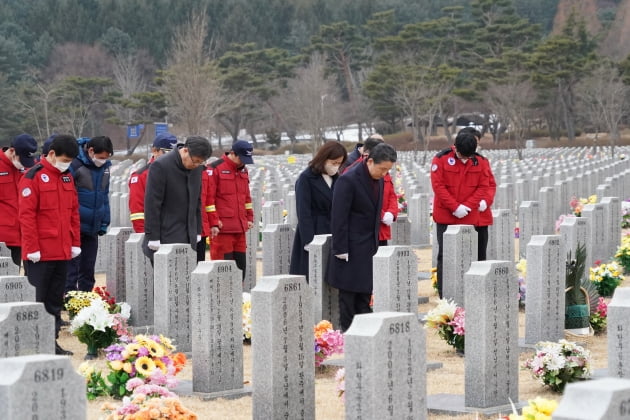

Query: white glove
[304,245,309,252]
[335,253,349,261]
[71,246,82,258]
[453,204,471,219]
[27,251,41,263]
[382,211,394,226]
[148,240,161,251]
[479,199,488,212]
[196,235,202,243]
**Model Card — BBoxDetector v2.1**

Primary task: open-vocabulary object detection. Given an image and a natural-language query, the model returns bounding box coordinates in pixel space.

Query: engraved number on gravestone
[33,367,64,382]
[217,265,233,273]
[16,310,39,321]
[389,321,410,334]
[5,282,22,290]
[494,267,509,275]
[397,250,410,257]
[284,282,301,292]
[549,239,560,245]
[175,249,186,255]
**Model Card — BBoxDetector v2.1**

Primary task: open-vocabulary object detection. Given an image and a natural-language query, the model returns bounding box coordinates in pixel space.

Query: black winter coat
[289,168,337,278]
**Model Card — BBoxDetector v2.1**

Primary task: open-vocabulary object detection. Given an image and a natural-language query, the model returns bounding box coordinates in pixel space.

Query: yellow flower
[145,339,165,358]
[530,396,558,415]
[109,360,123,371]
[78,362,94,377]
[135,356,156,376]
[159,334,175,350]
[154,359,167,373]
[125,342,141,356]
[123,362,133,374]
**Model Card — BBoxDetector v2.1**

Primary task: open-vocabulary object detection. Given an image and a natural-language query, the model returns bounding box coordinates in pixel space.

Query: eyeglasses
[189,156,206,167]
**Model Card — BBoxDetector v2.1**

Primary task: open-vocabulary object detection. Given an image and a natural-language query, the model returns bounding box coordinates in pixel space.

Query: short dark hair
[87,136,114,156]
[368,143,397,164]
[50,135,79,159]
[458,127,482,140]
[454,131,477,157]
[185,136,212,159]
[309,141,347,174]
[362,137,384,154]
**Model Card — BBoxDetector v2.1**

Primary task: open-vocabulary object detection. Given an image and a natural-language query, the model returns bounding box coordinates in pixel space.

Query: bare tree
[575,61,630,157]
[281,54,341,151]
[161,10,237,136]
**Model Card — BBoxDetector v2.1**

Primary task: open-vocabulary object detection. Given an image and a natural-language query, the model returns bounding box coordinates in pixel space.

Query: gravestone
[345,312,426,420]
[552,378,630,420]
[607,287,630,378]
[244,225,259,292]
[600,197,621,260]
[0,257,19,276]
[518,201,542,258]
[409,193,430,246]
[191,261,245,395]
[261,201,283,228]
[559,217,591,278]
[94,235,106,274]
[0,243,19,273]
[308,234,339,328]
[154,244,197,352]
[0,302,54,357]
[487,209,514,262]
[261,224,294,276]
[124,233,154,327]
[390,215,411,246]
[464,260,519,409]
[524,235,565,345]
[0,276,35,303]
[104,227,133,301]
[373,246,418,314]
[539,186,556,234]
[0,354,86,420]
[581,203,607,263]
[443,225,478,307]
[252,275,314,420]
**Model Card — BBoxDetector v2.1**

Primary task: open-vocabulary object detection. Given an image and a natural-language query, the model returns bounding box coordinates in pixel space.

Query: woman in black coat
[289,141,347,280]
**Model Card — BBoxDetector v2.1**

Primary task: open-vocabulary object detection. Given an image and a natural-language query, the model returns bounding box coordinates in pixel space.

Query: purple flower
[137,346,149,357]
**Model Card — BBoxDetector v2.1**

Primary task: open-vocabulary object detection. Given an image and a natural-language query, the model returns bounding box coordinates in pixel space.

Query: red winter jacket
[205,155,253,233]
[379,172,398,241]
[478,160,496,227]
[430,146,490,226]
[0,150,25,246]
[18,158,80,261]
[128,160,152,233]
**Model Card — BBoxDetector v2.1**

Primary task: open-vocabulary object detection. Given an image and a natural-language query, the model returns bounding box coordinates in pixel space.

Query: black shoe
[55,343,73,356]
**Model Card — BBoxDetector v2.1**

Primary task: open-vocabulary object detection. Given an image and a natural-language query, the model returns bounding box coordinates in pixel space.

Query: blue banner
[127,124,144,138]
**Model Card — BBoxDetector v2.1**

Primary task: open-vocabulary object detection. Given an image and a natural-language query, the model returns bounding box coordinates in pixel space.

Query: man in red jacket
[128,133,177,233]
[206,140,254,280]
[19,135,80,355]
[430,130,491,298]
[0,133,38,266]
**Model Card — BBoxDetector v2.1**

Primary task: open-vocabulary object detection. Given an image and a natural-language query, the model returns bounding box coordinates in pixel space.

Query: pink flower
[125,377,144,392]
[596,297,608,317]
[448,307,465,336]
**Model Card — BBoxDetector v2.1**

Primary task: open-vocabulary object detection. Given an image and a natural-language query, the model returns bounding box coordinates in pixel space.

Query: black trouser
[378,240,388,246]
[475,226,488,261]
[223,252,247,281]
[7,245,21,267]
[338,290,372,332]
[65,233,98,293]
[25,260,67,338]
[196,236,207,262]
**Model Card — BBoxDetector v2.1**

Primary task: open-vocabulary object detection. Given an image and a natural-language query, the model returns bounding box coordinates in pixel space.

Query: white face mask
[54,160,71,172]
[12,159,24,170]
[324,163,340,176]
[92,158,107,167]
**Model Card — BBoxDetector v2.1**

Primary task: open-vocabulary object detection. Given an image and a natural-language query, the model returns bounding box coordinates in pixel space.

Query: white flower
[118,302,131,319]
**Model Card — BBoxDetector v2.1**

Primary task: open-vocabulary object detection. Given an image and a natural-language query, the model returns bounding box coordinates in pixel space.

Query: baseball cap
[232,140,254,165]
[152,133,178,151]
[11,134,38,168]
[42,134,57,156]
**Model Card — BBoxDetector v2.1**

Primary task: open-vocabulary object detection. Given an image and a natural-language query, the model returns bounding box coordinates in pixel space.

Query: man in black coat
[142,136,212,263]
[326,143,397,331]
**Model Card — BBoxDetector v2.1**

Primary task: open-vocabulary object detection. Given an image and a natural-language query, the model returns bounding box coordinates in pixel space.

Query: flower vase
[85,342,99,360]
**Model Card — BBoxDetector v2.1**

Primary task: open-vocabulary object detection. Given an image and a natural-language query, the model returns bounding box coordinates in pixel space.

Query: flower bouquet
[396,190,408,214]
[516,259,527,308]
[64,290,102,318]
[335,368,345,403]
[70,299,131,359]
[499,397,558,420]
[589,261,623,297]
[422,298,465,353]
[102,334,187,398]
[622,201,630,229]
[523,339,592,392]
[430,267,438,294]
[615,235,630,273]
[314,320,344,367]
[590,297,608,334]
[242,292,252,342]
[569,195,597,217]
[101,383,198,419]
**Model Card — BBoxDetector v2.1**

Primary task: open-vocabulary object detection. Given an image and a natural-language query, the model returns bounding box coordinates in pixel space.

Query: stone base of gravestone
[172,379,252,401]
[0,257,19,276]
[0,276,36,302]
[427,394,527,417]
